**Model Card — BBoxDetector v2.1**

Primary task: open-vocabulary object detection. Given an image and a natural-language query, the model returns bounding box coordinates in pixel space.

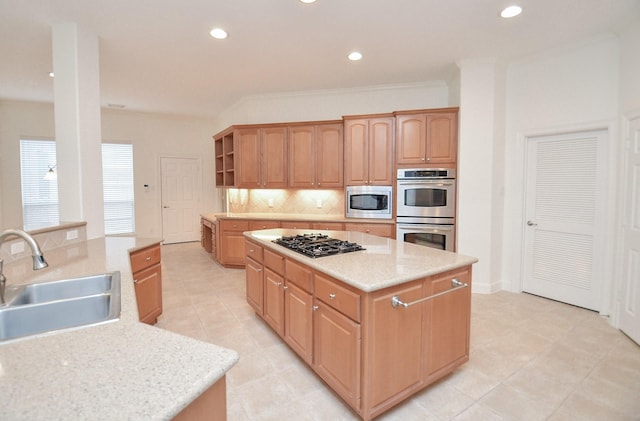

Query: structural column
[456,59,506,293]
[52,22,105,238]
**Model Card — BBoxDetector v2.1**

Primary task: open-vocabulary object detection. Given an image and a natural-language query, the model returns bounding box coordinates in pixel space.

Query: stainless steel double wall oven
[396,168,456,251]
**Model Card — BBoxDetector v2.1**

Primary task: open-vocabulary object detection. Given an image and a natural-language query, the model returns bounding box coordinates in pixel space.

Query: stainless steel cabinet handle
[329,293,336,300]
[527,220,537,226]
[276,282,282,287]
[283,285,288,290]
[145,256,151,261]
[312,305,319,311]
[391,278,468,308]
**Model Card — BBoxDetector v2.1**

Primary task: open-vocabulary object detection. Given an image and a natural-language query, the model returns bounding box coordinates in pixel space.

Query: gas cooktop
[272,233,366,258]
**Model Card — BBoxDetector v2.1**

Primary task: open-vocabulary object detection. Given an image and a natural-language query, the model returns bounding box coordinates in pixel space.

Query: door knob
[527,220,537,226]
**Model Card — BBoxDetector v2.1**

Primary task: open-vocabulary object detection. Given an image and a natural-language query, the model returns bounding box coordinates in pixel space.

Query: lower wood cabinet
[173,375,227,421]
[244,239,472,420]
[219,220,250,267]
[130,243,163,325]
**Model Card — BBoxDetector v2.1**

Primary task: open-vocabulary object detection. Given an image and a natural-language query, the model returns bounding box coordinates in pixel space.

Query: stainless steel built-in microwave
[346,185,393,219]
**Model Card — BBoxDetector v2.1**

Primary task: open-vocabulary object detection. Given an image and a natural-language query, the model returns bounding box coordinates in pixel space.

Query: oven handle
[397,180,455,186]
[396,224,454,232]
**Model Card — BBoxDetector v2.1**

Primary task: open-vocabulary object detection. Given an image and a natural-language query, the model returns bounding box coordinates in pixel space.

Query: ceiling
[0,0,638,118]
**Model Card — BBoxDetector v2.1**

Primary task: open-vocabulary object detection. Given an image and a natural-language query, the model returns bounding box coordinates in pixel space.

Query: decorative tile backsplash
[227,189,345,216]
[0,223,87,263]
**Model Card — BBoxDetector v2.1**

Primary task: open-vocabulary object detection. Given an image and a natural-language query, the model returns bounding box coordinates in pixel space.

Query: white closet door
[619,117,640,344]
[522,130,607,311]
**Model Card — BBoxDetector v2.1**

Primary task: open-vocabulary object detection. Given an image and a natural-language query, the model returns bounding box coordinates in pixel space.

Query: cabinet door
[262,126,288,187]
[235,128,261,187]
[313,299,361,409]
[263,268,285,336]
[246,257,264,314]
[344,119,369,186]
[288,125,316,187]
[368,281,424,407]
[426,113,457,164]
[220,231,247,266]
[316,123,343,188]
[133,264,163,325]
[368,118,394,185]
[284,282,313,364]
[396,114,427,165]
[424,267,471,381]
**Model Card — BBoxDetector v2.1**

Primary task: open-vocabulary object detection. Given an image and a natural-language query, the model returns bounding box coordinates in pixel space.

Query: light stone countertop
[201,212,394,224]
[0,236,238,420]
[245,229,478,292]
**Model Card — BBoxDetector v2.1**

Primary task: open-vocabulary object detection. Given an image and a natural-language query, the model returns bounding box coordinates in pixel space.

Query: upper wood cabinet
[235,126,287,188]
[395,108,458,167]
[289,123,343,188]
[344,116,394,186]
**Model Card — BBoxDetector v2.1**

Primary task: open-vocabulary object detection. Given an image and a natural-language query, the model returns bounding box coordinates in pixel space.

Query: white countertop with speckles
[0,237,238,420]
[245,229,478,292]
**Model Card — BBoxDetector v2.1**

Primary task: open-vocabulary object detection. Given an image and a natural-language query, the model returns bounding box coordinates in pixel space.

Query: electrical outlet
[11,242,25,255]
[66,229,78,240]
[316,199,323,208]
[268,198,274,207]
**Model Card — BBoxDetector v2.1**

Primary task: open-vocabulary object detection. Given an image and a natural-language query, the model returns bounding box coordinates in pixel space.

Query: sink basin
[0,272,121,342]
[9,273,114,305]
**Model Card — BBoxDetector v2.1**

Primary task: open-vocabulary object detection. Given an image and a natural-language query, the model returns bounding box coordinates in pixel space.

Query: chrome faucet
[0,229,49,304]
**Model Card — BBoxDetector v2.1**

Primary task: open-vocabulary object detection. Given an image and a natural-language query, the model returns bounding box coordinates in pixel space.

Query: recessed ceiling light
[500,5,522,18]
[348,52,363,61]
[300,0,317,3]
[48,72,54,77]
[210,28,228,39]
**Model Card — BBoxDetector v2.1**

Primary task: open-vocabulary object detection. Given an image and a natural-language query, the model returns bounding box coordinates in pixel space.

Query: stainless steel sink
[0,272,121,342]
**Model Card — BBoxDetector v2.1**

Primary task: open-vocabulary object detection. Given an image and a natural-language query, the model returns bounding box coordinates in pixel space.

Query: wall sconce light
[44,165,57,181]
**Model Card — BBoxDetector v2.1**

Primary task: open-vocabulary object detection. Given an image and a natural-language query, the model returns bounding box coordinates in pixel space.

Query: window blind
[20,139,60,230]
[102,143,135,235]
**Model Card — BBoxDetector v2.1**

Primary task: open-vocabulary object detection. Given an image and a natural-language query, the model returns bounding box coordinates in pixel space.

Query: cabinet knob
[249,249,255,253]
[145,256,151,261]
[329,293,336,300]
[283,285,288,290]
[276,282,283,287]
[312,305,319,311]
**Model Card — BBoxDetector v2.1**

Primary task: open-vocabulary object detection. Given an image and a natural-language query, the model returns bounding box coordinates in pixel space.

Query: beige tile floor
[156,242,640,421]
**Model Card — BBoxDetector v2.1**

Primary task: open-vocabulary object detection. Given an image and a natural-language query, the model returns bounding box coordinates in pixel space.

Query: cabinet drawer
[264,248,284,275]
[130,244,161,273]
[281,221,313,230]
[285,259,313,293]
[249,220,280,231]
[245,241,264,263]
[314,273,361,322]
[311,222,344,231]
[221,219,250,232]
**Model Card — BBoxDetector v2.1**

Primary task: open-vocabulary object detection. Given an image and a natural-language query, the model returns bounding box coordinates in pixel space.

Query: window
[20,141,135,235]
[102,143,135,235]
[20,139,60,230]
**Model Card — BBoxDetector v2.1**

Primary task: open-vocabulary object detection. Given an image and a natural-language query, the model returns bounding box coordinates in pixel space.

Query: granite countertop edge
[244,229,478,293]
[201,212,395,224]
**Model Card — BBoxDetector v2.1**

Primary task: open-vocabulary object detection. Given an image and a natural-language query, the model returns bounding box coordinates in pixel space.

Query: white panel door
[619,117,640,345]
[161,157,201,244]
[522,130,607,311]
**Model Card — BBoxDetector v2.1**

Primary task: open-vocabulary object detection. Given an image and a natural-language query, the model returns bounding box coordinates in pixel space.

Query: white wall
[0,100,220,238]
[501,34,620,302]
[213,81,450,132]
[620,19,640,114]
[457,59,506,293]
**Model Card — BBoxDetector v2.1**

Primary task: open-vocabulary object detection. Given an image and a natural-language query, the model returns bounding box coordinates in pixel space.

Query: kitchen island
[0,236,238,420]
[244,229,478,420]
